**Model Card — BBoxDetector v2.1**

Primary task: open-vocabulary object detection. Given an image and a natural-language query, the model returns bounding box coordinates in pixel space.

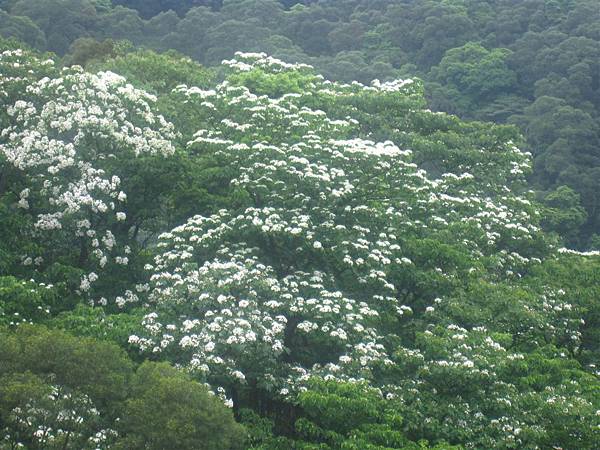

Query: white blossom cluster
[132,247,382,392]
[222,51,314,73]
[1,385,118,450]
[387,325,599,448]
[558,247,600,257]
[0,50,177,296]
[0,48,56,104]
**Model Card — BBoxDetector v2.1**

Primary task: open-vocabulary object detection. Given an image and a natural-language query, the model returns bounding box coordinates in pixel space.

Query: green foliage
[90,47,214,95]
[388,328,600,449]
[539,186,587,245]
[429,43,517,117]
[63,37,119,67]
[0,9,46,49]
[112,0,221,20]
[241,379,460,449]
[0,276,56,325]
[49,304,145,347]
[0,325,246,449]
[117,361,245,450]
[517,95,600,242]
[0,325,133,405]
[228,66,316,98]
[528,254,600,371]
[9,0,99,54]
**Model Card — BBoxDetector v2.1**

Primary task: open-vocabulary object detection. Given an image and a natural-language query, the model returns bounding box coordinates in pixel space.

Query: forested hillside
[0,0,599,247]
[1,1,600,449]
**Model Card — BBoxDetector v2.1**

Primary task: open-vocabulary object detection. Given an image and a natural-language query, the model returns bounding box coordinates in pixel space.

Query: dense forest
[0,1,599,449]
[1,0,599,247]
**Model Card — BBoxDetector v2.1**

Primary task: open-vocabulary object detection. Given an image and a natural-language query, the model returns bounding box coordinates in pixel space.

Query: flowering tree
[127,54,598,449]
[2,45,599,448]
[0,46,176,304]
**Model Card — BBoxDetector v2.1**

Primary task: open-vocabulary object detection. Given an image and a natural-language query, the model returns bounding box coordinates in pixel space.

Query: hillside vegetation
[1,40,599,449]
[1,1,600,449]
[1,0,599,247]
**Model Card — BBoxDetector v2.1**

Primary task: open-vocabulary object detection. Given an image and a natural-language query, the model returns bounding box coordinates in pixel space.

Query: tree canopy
[1,43,599,449]
[1,0,598,246]
[1,1,599,448]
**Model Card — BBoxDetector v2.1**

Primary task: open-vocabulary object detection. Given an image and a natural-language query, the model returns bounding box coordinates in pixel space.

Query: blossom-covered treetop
[2,48,598,449]
[133,53,566,393]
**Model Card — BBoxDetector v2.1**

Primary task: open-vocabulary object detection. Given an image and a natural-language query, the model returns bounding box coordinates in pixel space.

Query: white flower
[231,370,246,381]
